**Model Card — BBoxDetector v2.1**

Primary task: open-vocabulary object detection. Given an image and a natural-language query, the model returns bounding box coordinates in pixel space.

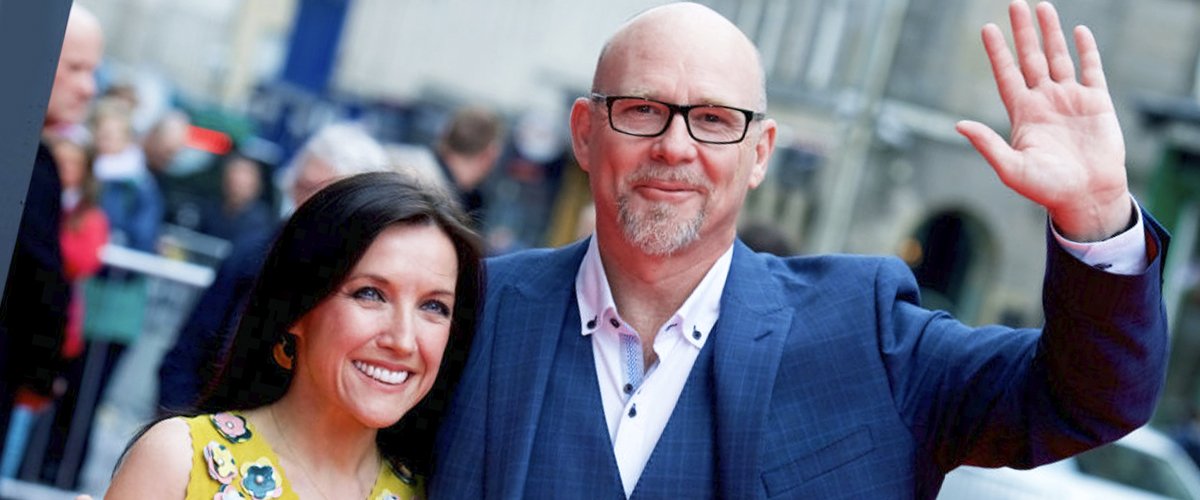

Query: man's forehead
[594,4,764,102]
[605,84,743,108]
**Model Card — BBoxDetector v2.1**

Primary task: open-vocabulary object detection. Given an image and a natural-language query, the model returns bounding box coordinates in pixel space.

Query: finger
[956,120,1022,180]
[982,24,1026,109]
[1010,0,1049,87]
[1074,25,1108,89]
[1036,2,1075,82]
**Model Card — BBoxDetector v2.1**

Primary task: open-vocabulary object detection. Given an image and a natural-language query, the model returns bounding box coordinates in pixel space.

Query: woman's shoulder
[135,417,194,452]
[106,417,192,498]
[124,417,194,465]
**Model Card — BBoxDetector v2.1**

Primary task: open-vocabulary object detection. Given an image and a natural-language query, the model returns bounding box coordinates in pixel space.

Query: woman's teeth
[353,361,409,385]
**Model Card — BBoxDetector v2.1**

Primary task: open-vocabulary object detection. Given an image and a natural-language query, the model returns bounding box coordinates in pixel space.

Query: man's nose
[650,113,698,165]
[80,73,97,100]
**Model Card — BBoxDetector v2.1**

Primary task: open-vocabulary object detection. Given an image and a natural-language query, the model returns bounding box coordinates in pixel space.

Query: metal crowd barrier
[1,242,215,499]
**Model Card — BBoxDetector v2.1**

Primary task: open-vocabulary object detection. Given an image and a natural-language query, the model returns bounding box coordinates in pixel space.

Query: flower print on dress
[210,412,253,443]
[203,441,237,485]
[239,457,283,499]
[214,485,247,500]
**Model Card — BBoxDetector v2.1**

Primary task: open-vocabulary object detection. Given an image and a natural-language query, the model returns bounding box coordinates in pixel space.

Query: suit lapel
[488,240,589,498]
[712,242,795,499]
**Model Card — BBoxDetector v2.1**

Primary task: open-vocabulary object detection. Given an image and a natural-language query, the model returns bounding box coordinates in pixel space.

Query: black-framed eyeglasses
[590,93,766,145]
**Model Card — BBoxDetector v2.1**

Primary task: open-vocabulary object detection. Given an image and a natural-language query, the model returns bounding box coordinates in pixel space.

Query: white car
[939,426,1200,499]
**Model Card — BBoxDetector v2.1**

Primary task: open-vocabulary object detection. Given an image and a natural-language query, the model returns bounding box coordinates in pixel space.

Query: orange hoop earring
[273,333,295,371]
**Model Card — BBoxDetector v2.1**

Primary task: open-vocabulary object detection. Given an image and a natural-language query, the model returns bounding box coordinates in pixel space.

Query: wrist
[1051,193,1135,242]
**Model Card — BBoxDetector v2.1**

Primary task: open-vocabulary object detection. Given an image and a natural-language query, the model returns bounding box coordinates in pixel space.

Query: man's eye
[352,287,385,302]
[698,111,729,124]
[421,300,452,318]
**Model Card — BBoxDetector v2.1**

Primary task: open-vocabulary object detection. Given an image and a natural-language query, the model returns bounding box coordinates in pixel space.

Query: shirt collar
[574,236,734,348]
[576,237,616,337]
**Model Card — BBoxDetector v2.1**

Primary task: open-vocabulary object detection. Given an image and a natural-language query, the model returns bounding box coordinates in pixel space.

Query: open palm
[957,0,1129,242]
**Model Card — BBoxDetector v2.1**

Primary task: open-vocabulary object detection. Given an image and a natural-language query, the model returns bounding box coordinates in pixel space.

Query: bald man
[0,5,103,452]
[432,2,1168,498]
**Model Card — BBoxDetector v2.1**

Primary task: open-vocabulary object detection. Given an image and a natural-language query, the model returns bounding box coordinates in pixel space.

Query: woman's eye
[351,287,385,302]
[421,300,452,318]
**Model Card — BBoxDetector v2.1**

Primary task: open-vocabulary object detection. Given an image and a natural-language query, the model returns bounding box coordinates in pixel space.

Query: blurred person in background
[485,109,572,254]
[157,123,391,414]
[108,172,482,499]
[0,3,103,463]
[142,110,190,176]
[1,136,110,479]
[92,97,163,254]
[9,138,113,485]
[383,142,453,193]
[435,105,505,227]
[432,2,1170,498]
[195,152,272,243]
[53,138,110,364]
[141,110,193,225]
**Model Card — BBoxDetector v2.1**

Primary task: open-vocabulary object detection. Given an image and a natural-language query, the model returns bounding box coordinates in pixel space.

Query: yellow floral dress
[183,412,422,500]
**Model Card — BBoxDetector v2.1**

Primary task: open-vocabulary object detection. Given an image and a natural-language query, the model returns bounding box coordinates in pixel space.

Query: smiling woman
[103,172,483,499]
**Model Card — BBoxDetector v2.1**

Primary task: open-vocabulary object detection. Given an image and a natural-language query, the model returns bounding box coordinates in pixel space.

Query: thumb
[956,120,1020,178]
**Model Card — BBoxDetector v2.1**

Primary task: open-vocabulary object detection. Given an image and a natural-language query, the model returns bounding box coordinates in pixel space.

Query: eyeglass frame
[589,93,767,145]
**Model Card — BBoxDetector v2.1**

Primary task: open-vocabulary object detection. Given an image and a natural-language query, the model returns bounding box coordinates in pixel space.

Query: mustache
[626,165,712,190]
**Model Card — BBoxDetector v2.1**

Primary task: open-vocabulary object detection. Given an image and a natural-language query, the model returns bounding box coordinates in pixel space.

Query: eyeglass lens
[608,98,748,143]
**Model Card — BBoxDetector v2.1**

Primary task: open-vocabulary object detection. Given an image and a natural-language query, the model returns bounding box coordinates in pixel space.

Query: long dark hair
[200,171,482,476]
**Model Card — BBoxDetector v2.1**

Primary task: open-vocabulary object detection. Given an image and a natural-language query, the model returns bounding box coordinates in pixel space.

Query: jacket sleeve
[881,207,1170,471]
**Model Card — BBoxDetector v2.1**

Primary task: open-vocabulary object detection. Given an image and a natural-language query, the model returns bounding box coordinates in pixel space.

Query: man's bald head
[44,5,104,130]
[592,2,767,110]
[569,2,778,258]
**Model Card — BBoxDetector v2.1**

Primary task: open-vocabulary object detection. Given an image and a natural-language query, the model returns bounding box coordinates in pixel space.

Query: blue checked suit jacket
[432,213,1169,499]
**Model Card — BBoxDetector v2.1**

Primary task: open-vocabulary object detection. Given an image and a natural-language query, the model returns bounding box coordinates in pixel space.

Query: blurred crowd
[0,41,585,498]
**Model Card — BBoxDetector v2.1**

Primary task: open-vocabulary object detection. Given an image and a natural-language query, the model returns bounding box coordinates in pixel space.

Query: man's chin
[621,213,704,256]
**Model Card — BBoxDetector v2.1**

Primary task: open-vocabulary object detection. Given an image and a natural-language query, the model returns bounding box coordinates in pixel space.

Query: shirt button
[623,383,633,394]
[628,405,637,418]
[692,328,702,340]
[586,317,597,329]
[610,318,620,328]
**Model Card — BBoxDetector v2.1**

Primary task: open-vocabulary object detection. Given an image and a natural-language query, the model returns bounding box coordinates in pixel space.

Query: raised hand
[956,0,1131,242]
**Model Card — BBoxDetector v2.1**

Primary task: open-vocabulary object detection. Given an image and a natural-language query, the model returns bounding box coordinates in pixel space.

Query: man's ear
[747,118,777,189]
[569,97,594,173]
